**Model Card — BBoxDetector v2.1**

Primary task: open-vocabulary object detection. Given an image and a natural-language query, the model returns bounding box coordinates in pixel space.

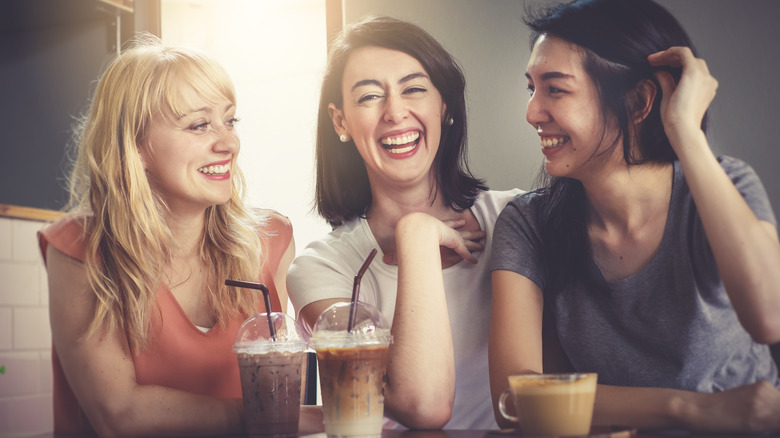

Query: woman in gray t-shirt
[489,0,780,432]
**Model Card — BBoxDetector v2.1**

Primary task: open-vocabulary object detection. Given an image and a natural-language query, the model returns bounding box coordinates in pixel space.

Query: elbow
[746,317,780,345]
[90,405,141,438]
[739,300,780,345]
[393,405,452,430]
[385,392,453,429]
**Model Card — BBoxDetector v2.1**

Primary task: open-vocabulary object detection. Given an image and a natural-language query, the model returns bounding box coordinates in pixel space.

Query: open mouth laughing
[380,131,420,154]
[541,136,570,149]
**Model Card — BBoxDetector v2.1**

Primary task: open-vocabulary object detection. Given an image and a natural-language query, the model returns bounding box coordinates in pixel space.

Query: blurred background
[1,0,778,435]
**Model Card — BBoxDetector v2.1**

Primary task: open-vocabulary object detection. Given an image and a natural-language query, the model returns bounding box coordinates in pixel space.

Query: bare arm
[274,236,295,314]
[383,212,483,428]
[649,47,780,344]
[489,270,544,429]
[490,270,780,432]
[47,245,245,438]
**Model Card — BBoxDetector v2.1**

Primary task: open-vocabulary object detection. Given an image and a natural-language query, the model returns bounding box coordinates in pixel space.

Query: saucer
[485,425,636,438]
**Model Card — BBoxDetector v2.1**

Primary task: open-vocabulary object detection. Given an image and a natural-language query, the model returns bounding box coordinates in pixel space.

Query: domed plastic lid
[309,301,392,349]
[233,312,307,354]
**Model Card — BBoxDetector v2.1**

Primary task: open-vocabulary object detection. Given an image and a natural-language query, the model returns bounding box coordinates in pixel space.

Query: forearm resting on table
[384,215,456,428]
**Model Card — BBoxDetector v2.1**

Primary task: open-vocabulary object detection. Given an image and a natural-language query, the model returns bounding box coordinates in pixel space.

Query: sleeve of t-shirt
[719,155,777,226]
[489,193,546,290]
[287,240,356,318]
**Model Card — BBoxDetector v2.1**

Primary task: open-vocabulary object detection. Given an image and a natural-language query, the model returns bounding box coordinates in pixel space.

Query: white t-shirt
[289,189,522,430]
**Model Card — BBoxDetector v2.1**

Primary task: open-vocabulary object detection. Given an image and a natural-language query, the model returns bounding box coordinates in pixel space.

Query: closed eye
[357,93,382,104]
[404,86,427,95]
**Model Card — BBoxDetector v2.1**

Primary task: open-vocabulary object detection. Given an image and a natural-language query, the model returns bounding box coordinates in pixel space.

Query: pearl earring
[339,134,349,143]
[446,117,454,126]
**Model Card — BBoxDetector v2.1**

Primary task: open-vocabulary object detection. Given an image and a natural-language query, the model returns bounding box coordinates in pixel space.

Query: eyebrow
[178,103,235,120]
[351,72,430,91]
[525,71,575,81]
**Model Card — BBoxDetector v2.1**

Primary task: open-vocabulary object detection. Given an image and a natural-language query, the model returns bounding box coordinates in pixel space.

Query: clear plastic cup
[309,302,392,438]
[233,312,307,438]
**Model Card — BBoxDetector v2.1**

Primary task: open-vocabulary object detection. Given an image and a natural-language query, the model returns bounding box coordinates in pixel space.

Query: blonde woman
[37,35,310,436]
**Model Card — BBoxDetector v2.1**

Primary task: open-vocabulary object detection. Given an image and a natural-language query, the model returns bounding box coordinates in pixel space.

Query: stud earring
[339,134,350,143]
[446,117,454,126]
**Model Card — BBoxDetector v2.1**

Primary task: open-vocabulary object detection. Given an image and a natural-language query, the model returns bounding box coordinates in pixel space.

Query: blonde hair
[66,34,264,351]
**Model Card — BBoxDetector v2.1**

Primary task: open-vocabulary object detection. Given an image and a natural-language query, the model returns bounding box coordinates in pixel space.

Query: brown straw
[225,279,276,341]
[348,248,378,333]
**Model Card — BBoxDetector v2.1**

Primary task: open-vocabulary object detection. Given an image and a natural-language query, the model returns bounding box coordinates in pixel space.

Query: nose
[212,124,240,154]
[383,93,409,123]
[525,92,549,128]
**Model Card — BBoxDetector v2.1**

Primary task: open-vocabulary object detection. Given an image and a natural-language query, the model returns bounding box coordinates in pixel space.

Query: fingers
[441,218,467,229]
[647,46,696,68]
[652,70,676,99]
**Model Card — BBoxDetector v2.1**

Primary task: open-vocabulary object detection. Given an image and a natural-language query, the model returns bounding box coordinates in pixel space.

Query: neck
[166,209,208,259]
[583,162,673,232]
[365,180,456,253]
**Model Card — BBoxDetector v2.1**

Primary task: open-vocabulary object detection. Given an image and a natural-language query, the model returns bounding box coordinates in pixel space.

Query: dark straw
[348,249,378,333]
[225,279,276,341]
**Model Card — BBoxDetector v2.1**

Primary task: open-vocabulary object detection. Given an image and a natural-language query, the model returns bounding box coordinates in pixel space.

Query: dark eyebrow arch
[525,71,575,81]
[351,72,430,91]
[399,72,429,84]
[352,79,381,91]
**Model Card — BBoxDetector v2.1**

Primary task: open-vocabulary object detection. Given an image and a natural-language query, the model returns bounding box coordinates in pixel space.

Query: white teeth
[381,131,420,146]
[387,144,416,154]
[541,137,569,148]
[198,163,230,175]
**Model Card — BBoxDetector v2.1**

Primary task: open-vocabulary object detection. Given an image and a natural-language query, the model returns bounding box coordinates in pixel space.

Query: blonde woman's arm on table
[47,245,244,438]
[490,270,780,432]
[649,47,780,344]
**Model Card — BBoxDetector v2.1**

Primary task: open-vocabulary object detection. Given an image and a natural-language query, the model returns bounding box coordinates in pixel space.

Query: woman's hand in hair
[648,46,718,144]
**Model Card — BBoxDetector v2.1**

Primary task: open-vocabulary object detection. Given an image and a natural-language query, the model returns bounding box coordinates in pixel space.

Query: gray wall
[342,0,780,215]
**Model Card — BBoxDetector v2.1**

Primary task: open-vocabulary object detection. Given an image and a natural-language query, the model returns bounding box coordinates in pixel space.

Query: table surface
[22,426,779,438]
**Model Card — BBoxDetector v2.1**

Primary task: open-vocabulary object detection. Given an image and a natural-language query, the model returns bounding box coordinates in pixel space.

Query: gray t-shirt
[490,156,779,392]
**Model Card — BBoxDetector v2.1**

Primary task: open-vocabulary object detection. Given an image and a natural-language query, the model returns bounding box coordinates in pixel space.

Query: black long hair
[525,0,706,294]
[314,16,486,227]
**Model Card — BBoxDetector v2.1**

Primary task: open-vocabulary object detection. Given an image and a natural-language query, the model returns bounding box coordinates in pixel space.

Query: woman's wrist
[666,389,702,430]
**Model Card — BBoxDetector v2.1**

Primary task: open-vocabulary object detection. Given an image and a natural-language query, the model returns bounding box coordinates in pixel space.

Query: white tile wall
[0,216,53,436]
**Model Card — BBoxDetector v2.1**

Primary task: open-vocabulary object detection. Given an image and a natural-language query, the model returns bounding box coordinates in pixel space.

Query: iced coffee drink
[311,302,392,438]
[234,313,307,438]
[237,349,305,437]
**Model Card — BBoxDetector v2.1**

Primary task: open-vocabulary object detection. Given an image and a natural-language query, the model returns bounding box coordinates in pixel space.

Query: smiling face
[525,34,619,180]
[139,84,239,216]
[329,46,448,190]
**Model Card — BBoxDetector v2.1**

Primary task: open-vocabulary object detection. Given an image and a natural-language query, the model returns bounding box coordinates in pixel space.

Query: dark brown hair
[314,16,486,227]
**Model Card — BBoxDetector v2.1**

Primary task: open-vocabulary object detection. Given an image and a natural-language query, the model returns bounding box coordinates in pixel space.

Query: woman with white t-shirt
[287,16,521,430]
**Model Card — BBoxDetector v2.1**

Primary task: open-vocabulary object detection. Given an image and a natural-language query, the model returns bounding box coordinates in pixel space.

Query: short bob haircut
[314,16,486,227]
